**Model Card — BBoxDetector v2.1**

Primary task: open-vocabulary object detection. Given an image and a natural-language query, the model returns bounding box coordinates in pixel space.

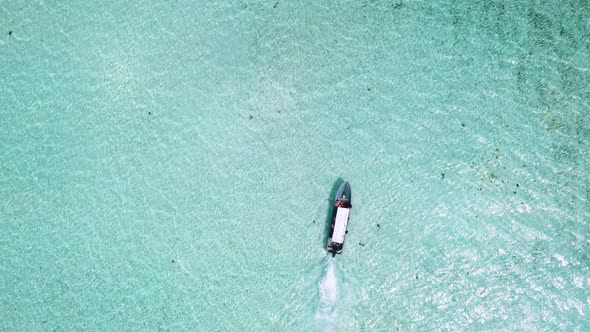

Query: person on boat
[337,200,352,208]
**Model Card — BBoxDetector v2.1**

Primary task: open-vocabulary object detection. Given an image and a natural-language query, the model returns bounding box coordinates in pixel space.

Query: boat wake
[314,256,340,329]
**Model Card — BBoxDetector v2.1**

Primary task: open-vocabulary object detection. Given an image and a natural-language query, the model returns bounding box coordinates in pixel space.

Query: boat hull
[327,181,352,256]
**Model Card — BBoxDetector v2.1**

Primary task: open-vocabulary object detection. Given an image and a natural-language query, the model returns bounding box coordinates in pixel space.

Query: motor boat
[327,181,352,256]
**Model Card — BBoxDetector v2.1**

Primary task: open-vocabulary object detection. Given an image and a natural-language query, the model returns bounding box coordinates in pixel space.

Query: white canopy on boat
[332,207,350,244]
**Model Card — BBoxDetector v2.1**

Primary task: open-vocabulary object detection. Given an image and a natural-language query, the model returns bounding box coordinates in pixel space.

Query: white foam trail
[315,256,339,329]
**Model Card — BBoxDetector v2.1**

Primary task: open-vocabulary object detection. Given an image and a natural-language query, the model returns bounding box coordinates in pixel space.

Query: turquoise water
[1,0,589,330]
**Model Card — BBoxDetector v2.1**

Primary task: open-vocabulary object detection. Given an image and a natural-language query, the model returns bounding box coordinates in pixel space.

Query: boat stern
[327,240,343,256]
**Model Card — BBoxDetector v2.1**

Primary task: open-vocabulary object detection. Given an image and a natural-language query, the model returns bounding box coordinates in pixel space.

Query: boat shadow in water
[322,178,346,250]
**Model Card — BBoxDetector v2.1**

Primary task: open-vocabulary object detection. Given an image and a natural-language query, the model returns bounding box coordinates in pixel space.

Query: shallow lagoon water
[1,0,589,330]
